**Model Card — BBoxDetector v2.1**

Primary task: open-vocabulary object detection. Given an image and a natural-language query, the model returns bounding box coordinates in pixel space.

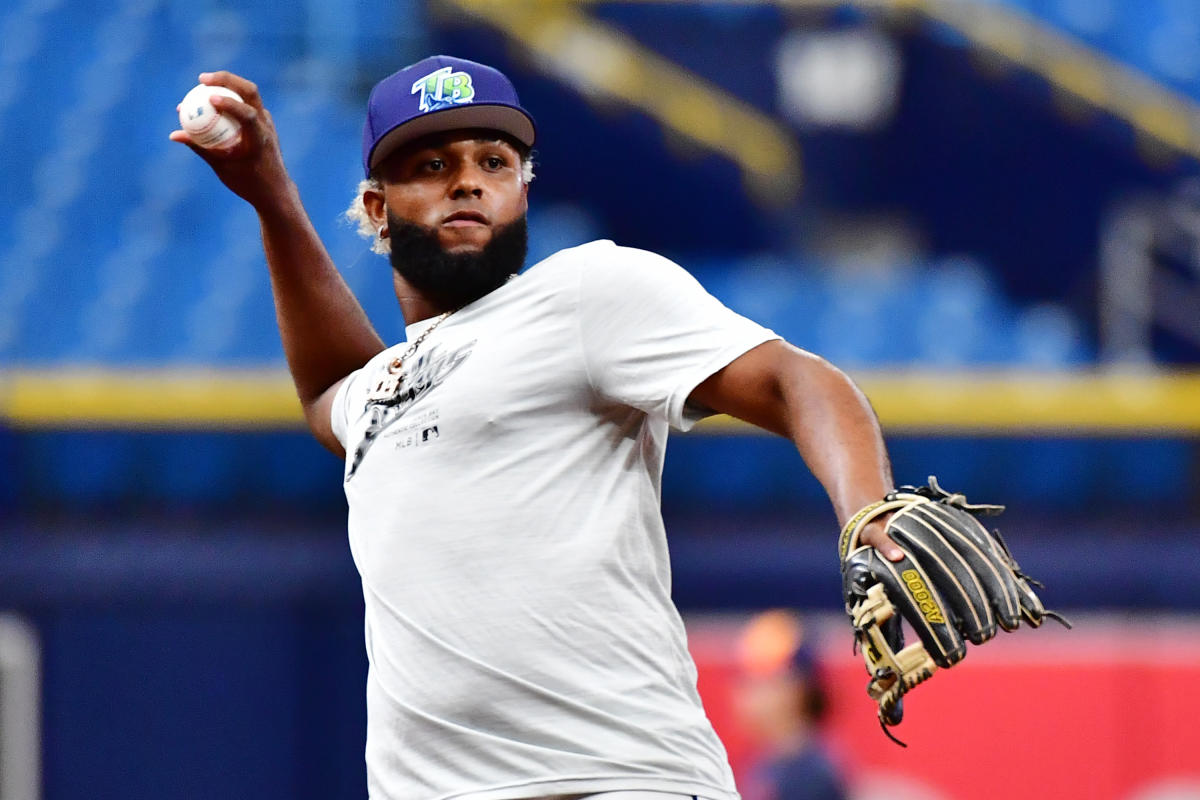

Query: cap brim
[368,104,536,172]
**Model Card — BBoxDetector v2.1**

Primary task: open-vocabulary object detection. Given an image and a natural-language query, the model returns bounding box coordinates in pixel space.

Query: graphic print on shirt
[346,340,476,480]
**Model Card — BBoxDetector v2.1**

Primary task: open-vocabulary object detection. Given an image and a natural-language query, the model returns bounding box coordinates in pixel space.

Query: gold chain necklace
[389,309,453,371]
[363,273,517,404]
[366,309,455,403]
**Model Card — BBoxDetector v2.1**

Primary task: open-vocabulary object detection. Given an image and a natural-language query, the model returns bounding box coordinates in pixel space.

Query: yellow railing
[702,369,1200,435]
[0,369,302,430]
[3,368,1198,433]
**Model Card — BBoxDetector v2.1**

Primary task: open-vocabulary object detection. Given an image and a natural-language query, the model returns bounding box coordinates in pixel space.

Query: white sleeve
[330,366,368,448]
[577,243,780,431]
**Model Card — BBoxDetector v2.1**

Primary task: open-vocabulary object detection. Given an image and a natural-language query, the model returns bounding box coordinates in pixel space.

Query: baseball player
[171,55,905,800]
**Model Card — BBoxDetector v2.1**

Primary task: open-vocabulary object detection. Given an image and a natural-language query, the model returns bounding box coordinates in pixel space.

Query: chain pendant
[365,311,453,405]
[367,357,405,402]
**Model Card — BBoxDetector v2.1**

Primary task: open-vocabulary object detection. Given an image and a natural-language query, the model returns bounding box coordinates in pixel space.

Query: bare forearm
[258,185,385,403]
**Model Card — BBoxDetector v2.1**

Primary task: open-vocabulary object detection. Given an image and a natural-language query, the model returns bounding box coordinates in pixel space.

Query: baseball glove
[838,477,1069,744]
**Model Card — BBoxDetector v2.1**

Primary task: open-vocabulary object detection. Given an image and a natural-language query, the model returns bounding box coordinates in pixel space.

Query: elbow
[778,344,874,419]
[779,343,851,396]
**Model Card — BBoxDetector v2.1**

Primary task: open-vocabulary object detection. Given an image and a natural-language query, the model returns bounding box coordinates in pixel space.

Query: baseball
[178,84,243,149]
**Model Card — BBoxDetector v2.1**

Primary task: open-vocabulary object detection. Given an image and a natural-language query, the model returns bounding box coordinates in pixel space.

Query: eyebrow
[425,137,516,151]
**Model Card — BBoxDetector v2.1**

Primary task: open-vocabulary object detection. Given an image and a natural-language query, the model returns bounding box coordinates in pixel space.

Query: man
[734,610,847,800]
[171,55,903,800]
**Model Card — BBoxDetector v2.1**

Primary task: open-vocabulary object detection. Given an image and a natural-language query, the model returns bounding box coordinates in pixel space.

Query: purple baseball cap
[362,55,537,177]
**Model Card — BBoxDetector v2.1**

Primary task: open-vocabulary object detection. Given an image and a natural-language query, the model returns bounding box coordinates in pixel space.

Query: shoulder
[520,239,616,280]
[513,241,707,321]
[523,240,686,282]
[536,240,702,298]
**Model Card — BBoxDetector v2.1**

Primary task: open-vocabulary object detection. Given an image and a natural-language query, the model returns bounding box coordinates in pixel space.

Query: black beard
[387,212,528,311]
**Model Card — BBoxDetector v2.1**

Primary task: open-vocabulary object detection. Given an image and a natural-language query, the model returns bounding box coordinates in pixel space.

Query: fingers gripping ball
[178,84,243,150]
[838,477,1070,745]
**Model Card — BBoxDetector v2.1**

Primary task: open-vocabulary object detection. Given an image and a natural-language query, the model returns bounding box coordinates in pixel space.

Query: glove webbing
[850,581,937,746]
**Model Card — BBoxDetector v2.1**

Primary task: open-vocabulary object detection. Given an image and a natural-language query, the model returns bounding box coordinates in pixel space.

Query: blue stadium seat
[812,280,892,367]
[908,257,1003,366]
[1014,303,1090,366]
[1047,0,1119,40]
[724,259,821,335]
[526,203,601,267]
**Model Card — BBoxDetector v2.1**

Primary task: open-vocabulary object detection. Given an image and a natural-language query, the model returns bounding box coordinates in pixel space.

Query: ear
[362,184,388,229]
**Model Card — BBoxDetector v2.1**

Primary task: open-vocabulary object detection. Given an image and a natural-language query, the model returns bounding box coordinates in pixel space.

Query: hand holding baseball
[170,71,293,210]
[178,83,244,150]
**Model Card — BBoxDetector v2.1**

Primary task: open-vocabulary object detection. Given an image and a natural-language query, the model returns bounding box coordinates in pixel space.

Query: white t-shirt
[331,240,779,800]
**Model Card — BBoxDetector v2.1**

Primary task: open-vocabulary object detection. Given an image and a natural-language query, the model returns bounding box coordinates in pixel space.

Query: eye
[483,155,505,170]
[425,158,445,172]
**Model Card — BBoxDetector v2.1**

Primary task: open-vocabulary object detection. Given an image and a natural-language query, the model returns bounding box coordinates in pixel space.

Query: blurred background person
[734,610,848,800]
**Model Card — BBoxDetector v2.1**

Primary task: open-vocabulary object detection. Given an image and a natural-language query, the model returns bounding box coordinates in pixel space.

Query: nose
[449,162,484,200]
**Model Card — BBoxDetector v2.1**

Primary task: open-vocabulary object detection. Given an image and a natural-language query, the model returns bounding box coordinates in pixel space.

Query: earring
[378,225,388,239]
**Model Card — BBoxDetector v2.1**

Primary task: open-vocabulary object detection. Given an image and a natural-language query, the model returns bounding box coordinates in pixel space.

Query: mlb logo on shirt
[411,66,475,112]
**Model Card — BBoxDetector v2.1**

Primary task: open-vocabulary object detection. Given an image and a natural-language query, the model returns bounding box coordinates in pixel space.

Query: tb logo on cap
[411,66,475,112]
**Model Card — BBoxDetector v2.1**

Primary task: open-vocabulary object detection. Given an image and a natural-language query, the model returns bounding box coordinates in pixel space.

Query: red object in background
[688,615,1200,800]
